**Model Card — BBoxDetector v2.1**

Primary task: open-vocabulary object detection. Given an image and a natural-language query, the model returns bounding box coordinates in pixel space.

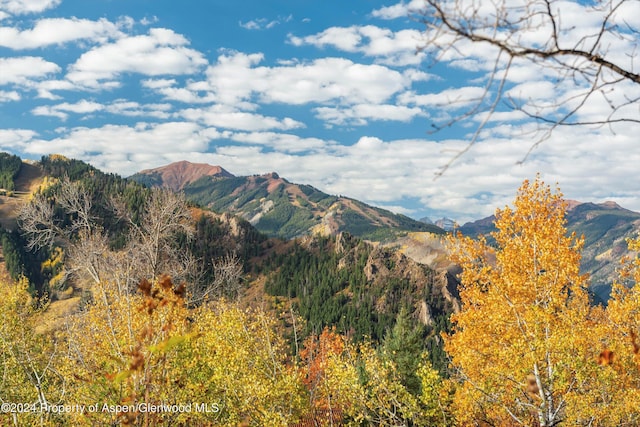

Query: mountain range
[1,155,637,312]
[0,153,637,376]
[130,161,444,241]
[132,161,640,301]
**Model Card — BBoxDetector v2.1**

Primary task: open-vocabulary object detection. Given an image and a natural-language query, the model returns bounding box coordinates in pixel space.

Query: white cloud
[67,28,207,89]
[0,128,38,153]
[229,131,330,153]
[239,15,292,31]
[371,0,426,20]
[0,56,60,85]
[0,90,20,102]
[289,25,426,65]
[239,20,261,31]
[32,99,173,121]
[142,78,217,104]
[314,104,426,126]
[34,79,76,99]
[0,17,122,49]
[399,86,487,109]
[0,0,60,15]
[203,52,411,106]
[180,105,303,131]
[504,80,557,103]
[22,122,211,161]
[106,100,172,119]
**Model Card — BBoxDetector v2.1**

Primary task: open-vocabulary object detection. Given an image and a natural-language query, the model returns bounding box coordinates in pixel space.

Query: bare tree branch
[416,0,640,175]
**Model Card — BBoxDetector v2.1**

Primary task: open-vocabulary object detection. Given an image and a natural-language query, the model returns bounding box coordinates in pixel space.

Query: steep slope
[0,160,44,230]
[131,162,444,240]
[259,231,459,369]
[565,201,640,299]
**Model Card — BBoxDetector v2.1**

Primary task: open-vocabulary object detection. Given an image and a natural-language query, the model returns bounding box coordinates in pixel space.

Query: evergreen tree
[381,306,426,396]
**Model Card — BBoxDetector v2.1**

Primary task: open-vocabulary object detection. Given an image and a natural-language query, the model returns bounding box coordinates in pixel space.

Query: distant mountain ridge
[130,161,444,241]
[132,160,233,191]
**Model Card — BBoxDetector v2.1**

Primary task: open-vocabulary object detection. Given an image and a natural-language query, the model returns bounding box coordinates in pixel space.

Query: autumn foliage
[445,176,640,426]
[6,175,640,426]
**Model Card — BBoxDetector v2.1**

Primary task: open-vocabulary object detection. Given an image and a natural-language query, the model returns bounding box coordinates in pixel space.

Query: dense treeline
[0,229,46,296]
[41,154,150,243]
[263,233,453,372]
[0,152,22,191]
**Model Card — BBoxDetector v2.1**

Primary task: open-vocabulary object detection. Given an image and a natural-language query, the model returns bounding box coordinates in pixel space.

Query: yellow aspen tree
[445,176,605,426]
[0,279,64,427]
[600,236,640,425]
[183,301,308,426]
[58,276,194,426]
[58,275,307,427]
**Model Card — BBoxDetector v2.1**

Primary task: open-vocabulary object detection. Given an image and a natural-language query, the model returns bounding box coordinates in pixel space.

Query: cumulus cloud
[0,128,39,152]
[0,56,60,85]
[203,52,411,106]
[228,131,331,153]
[0,90,20,102]
[0,17,122,49]
[180,105,303,131]
[142,78,216,104]
[67,28,207,89]
[289,25,426,65]
[371,0,426,20]
[314,104,426,126]
[32,99,173,121]
[398,86,487,109]
[22,122,212,160]
[0,0,60,15]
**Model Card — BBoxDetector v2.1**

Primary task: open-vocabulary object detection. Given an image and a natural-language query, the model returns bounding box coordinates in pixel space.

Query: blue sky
[1,0,639,223]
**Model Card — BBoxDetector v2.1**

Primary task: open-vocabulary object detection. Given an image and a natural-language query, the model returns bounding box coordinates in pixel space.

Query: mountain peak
[600,201,622,209]
[133,161,234,191]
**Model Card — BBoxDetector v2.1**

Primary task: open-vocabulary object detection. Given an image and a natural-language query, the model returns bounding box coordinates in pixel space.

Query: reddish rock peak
[139,160,234,191]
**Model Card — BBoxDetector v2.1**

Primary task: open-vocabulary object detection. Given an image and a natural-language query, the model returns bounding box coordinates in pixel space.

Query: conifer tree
[381,306,425,396]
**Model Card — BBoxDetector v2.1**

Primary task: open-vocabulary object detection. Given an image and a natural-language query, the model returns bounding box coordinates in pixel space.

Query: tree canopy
[445,176,640,426]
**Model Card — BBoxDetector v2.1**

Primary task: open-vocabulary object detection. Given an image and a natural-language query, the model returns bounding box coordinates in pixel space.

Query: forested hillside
[0,154,457,426]
[130,161,443,240]
[4,155,640,426]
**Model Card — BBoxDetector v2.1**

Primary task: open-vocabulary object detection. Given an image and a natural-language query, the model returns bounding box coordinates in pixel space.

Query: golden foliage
[53,276,307,426]
[299,327,448,426]
[444,177,608,426]
[0,279,65,426]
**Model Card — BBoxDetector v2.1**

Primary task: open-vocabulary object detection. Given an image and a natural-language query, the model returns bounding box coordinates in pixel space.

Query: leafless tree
[17,176,95,251]
[18,178,245,302]
[188,253,244,304]
[415,0,640,176]
[114,188,194,279]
